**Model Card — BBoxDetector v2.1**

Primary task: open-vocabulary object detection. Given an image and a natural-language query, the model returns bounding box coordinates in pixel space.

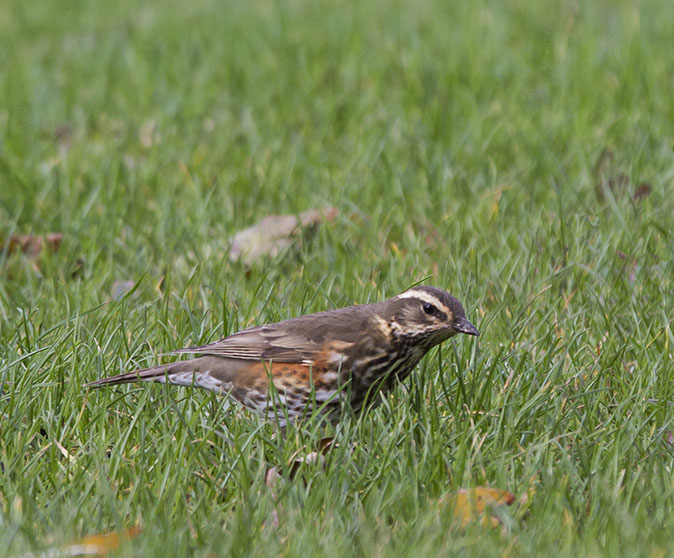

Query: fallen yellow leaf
[445,487,515,527]
[62,526,142,556]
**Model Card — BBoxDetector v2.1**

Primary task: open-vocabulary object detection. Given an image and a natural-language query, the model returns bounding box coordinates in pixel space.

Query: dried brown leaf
[593,147,615,202]
[54,124,73,149]
[139,119,159,148]
[616,250,636,282]
[288,436,337,477]
[633,182,652,202]
[1,233,63,257]
[264,467,281,528]
[230,207,338,266]
[594,148,652,206]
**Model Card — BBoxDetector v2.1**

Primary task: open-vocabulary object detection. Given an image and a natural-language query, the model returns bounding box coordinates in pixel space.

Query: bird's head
[381,285,479,346]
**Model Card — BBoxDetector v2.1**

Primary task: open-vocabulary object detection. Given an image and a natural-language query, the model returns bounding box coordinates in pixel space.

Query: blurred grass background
[1,0,673,555]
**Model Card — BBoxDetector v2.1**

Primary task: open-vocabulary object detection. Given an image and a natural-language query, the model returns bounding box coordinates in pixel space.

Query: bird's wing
[172,324,327,363]
[174,306,376,363]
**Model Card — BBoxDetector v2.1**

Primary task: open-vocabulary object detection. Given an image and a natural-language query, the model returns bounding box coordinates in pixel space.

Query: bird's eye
[422,303,436,315]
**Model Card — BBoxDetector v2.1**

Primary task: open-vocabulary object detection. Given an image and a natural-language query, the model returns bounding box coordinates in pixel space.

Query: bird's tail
[83,360,193,388]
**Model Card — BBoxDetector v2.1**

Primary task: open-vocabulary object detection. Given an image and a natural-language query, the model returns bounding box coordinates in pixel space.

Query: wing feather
[172,325,323,363]
[172,305,377,364]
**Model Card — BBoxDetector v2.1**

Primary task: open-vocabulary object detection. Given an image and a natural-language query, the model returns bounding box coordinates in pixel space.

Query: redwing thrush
[85,286,479,425]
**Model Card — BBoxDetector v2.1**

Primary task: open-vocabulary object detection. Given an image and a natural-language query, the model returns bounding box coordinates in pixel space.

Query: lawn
[1,0,673,555]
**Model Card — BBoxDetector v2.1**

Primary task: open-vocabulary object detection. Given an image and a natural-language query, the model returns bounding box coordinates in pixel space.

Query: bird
[84,285,479,425]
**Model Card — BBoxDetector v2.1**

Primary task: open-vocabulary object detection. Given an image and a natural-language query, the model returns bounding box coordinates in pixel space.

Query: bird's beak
[455,318,480,337]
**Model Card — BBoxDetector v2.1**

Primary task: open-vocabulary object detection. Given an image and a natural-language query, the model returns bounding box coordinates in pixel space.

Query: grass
[1,0,673,555]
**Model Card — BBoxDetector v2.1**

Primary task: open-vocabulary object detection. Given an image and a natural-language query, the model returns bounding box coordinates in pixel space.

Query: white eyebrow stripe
[396,290,451,316]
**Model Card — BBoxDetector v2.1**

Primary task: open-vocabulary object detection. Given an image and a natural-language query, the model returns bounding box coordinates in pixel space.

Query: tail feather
[83,363,177,388]
[83,356,246,391]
